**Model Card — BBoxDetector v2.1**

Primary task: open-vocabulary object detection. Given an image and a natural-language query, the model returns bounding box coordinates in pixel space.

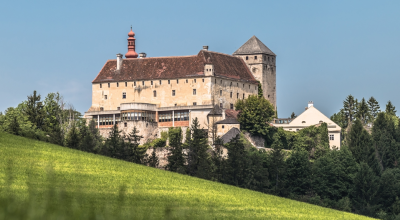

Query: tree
[386,100,397,116]
[166,127,185,173]
[368,96,380,120]
[104,124,125,159]
[343,95,357,124]
[126,127,147,164]
[268,131,287,196]
[348,119,376,166]
[235,95,275,137]
[223,134,248,187]
[330,109,348,129]
[294,123,329,159]
[24,90,45,130]
[185,118,212,179]
[211,137,225,182]
[356,97,370,124]
[65,123,80,149]
[377,169,400,216]
[285,148,311,195]
[257,81,263,98]
[350,162,379,217]
[147,149,159,168]
[290,112,297,119]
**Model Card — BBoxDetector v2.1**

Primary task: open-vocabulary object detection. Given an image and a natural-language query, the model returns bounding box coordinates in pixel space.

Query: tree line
[2,91,400,219]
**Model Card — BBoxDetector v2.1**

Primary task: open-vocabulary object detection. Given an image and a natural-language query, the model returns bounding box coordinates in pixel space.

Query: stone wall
[242,131,265,148]
[98,121,158,145]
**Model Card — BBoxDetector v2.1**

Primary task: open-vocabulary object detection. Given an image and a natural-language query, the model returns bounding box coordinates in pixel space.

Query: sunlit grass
[0,132,375,219]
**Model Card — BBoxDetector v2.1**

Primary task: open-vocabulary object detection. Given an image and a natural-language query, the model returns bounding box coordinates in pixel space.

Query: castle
[84,28,277,143]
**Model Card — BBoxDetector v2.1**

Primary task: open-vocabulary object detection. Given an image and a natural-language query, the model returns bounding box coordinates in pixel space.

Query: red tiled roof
[225,109,240,119]
[92,50,257,83]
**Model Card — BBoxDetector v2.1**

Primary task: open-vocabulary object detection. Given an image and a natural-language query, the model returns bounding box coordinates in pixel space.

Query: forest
[1,91,400,219]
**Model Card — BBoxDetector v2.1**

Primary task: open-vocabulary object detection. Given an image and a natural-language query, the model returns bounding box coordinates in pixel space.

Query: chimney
[222,109,226,119]
[116,53,123,70]
[203,45,209,51]
[308,101,314,108]
[139,52,147,58]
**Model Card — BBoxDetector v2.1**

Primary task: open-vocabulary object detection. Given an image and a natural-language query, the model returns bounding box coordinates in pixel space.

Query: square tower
[233,36,276,108]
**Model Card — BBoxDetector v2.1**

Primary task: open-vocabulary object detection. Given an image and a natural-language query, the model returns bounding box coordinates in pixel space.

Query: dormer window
[254,56,257,60]
[302,121,306,123]
[117,82,119,87]
[122,92,126,99]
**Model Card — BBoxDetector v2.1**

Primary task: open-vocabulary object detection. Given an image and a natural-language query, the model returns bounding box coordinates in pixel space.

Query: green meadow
[0,132,374,219]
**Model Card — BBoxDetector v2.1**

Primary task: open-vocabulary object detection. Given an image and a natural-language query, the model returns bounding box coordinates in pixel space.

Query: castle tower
[233,36,276,108]
[125,27,138,58]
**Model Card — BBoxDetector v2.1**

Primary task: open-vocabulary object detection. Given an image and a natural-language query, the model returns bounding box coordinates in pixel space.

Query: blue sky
[1,0,399,118]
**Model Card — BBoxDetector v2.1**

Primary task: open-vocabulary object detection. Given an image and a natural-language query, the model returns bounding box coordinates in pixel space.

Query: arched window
[153,90,157,97]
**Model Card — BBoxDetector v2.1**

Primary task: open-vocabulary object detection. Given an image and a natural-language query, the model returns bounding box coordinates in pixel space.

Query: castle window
[159,80,162,85]
[220,103,223,108]
[194,79,197,83]
[248,94,250,98]
[230,92,232,98]
[243,94,245,99]
[254,56,257,60]
[125,82,127,87]
[268,95,270,98]
[255,86,257,90]
[222,125,225,129]
[249,85,250,89]
[142,81,145,86]
[243,84,244,88]
[215,79,216,83]
[172,90,175,96]
[134,81,136,86]
[177,79,179,84]
[329,134,334,140]
[151,81,153,85]
[220,90,222,96]
[122,92,126,99]
[100,107,104,111]
[124,122,127,128]
[220,80,222,84]
[153,90,156,97]
[230,82,232,87]
[100,84,102,88]
[108,83,110,88]
[246,56,248,60]
[202,79,204,82]
[230,104,233,109]
[237,83,238,86]
[104,95,107,100]
[117,82,119,87]
[168,80,170,84]
[237,93,239,98]
[268,57,270,61]
[193,102,197,106]
[117,107,120,110]
[186,79,188,83]
[193,89,196,95]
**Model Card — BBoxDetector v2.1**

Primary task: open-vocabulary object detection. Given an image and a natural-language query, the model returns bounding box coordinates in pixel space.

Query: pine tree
[104,124,125,159]
[126,127,147,164]
[25,90,45,130]
[223,134,248,187]
[285,148,311,195]
[290,112,297,119]
[166,127,185,172]
[211,137,225,182]
[356,97,370,124]
[257,81,263,98]
[386,100,397,116]
[147,149,159,168]
[343,95,357,124]
[348,119,376,166]
[268,131,287,196]
[66,123,80,149]
[186,118,212,179]
[368,96,380,121]
[350,162,379,216]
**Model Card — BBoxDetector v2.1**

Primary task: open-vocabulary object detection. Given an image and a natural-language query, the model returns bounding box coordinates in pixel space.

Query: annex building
[84,28,277,143]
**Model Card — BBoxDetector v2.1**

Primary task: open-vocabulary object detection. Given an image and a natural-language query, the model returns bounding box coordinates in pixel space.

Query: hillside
[0,132,374,219]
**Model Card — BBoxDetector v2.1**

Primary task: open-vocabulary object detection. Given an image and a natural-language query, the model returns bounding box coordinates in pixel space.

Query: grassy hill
[0,132,374,219]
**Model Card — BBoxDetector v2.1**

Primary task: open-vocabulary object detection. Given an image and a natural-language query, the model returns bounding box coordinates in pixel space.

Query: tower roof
[233,36,275,56]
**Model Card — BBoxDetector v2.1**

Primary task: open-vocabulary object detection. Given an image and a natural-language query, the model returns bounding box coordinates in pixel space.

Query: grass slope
[0,132,373,219]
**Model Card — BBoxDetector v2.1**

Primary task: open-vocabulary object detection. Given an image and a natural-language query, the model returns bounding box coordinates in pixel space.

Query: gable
[289,106,340,128]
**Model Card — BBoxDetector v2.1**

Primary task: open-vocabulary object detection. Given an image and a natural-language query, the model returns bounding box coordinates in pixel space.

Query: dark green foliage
[104,124,125,159]
[147,149,159,168]
[356,98,370,124]
[223,134,248,187]
[377,169,400,216]
[235,95,275,136]
[312,147,357,202]
[290,112,297,119]
[166,127,185,173]
[211,137,224,182]
[367,96,380,120]
[348,119,376,166]
[330,109,348,129]
[386,100,397,116]
[351,162,379,216]
[185,118,212,179]
[294,123,329,159]
[343,95,357,124]
[285,149,311,195]
[65,123,80,149]
[268,131,287,196]
[24,90,45,130]
[244,148,269,193]
[257,81,263,98]
[126,127,147,164]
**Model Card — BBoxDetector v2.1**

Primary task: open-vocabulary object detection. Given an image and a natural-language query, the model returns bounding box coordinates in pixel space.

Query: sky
[1,0,400,118]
